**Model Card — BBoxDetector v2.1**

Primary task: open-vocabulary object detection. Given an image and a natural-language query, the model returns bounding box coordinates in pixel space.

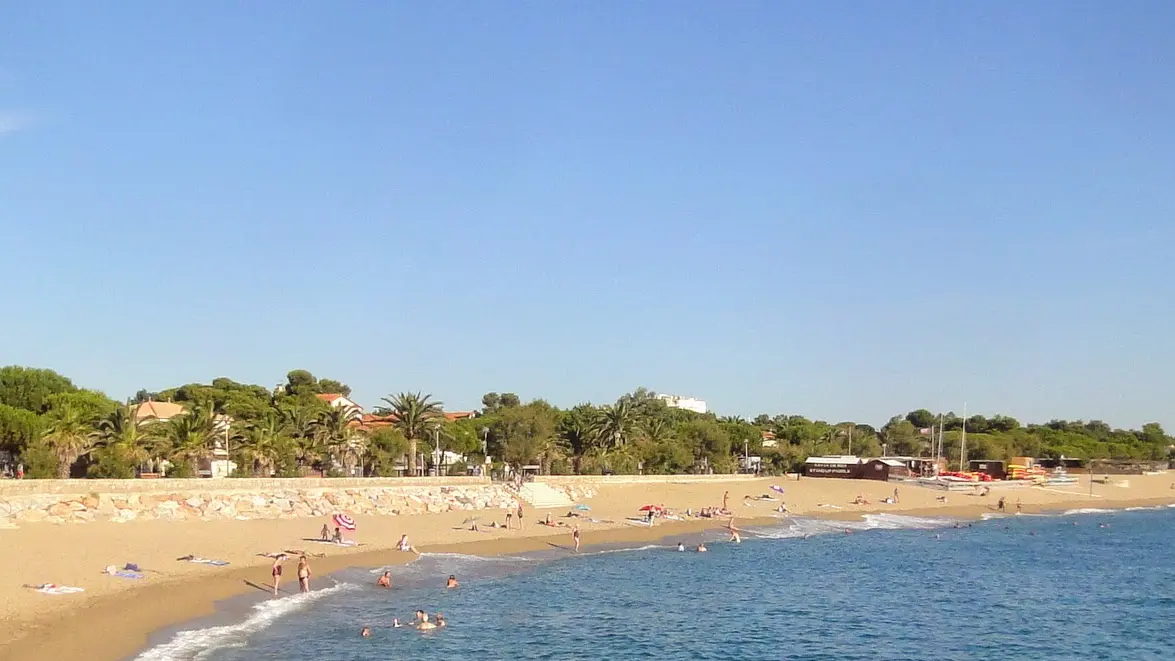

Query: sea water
[135,507,1175,661]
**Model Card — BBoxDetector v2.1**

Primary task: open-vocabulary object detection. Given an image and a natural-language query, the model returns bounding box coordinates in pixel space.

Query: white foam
[584,543,664,555]
[861,513,955,530]
[133,582,358,661]
[1062,508,1114,516]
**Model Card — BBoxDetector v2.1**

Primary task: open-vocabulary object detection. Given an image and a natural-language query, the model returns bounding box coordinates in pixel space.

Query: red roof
[348,411,475,430]
[315,393,345,403]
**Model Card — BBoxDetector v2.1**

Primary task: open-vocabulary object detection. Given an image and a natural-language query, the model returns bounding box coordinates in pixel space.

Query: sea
[132,505,1175,661]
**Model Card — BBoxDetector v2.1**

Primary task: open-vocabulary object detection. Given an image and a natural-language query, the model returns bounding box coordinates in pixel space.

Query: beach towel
[103,565,145,579]
[32,584,84,595]
[770,485,785,494]
[178,556,230,566]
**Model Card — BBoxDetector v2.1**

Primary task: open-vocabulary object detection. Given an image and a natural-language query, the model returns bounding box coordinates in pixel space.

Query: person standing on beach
[297,555,312,593]
[517,502,525,530]
[505,509,514,529]
[893,488,899,504]
[271,555,285,596]
[723,491,730,511]
[572,525,581,552]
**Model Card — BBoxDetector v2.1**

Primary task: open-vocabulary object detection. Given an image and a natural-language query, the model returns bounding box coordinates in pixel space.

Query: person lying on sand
[377,571,391,588]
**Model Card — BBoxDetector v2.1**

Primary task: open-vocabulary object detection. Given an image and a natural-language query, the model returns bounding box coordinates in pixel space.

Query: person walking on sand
[997,496,1006,513]
[271,555,285,596]
[517,502,525,530]
[297,555,311,593]
[572,525,581,553]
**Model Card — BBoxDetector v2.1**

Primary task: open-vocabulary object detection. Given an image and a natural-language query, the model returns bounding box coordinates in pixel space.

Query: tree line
[0,366,1171,479]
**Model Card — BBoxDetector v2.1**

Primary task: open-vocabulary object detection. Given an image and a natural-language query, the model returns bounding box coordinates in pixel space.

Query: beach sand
[2,473,1172,661]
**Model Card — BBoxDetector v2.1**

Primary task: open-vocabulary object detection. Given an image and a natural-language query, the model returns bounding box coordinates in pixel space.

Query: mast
[960,403,968,471]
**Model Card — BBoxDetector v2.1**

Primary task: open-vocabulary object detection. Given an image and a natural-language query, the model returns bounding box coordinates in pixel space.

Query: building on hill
[657,394,707,414]
[133,400,188,423]
[315,393,364,420]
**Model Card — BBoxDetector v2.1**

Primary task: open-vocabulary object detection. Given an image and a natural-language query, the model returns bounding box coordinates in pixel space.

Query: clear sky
[1,2,1172,429]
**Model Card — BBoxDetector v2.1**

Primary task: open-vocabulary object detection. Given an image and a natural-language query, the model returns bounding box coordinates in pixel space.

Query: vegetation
[0,365,1171,479]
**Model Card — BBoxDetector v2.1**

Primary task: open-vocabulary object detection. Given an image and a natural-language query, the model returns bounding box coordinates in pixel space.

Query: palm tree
[380,392,444,476]
[313,404,362,475]
[156,405,218,476]
[42,403,95,479]
[639,417,673,445]
[90,404,153,475]
[240,410,291,477]
[279,403,322,473]
[592,399,637,451]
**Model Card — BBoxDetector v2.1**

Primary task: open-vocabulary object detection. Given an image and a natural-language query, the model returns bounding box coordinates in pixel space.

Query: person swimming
[446,575,459,588]
[361,627,372,638]
[677,542,685,552]
[377,571,391,588]
[392,618,402,628]
[435,612,447,627]
[415,610,437,630]
[696,543,707,552]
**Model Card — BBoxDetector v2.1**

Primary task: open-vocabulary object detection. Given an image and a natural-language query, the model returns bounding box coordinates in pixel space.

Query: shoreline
[3,477,1173,661]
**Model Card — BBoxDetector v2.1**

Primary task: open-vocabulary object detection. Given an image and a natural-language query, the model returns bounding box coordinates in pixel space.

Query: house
[315,393,364,420]
[760,430,778,448]
[657,394,707,414]
[133,400,188,423]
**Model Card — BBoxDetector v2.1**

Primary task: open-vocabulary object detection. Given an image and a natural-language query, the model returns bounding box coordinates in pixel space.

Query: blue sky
[1,2,1172,429]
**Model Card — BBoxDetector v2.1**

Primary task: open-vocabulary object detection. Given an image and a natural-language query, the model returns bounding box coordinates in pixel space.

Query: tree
[905,409,935,429]
[155,405,219,476]
[88,404,152,478]
[592,399,637,451]
[365,427,410,476]
[495,401,562,474]
[481,392,501,413]
[0,366,76,413]
[41,402,96,478]
[0,403,43,455]
[313,404,362,475]
[380,392,444,475]
[316,379,352,398]
[239,410,292,477]
[499,393,521,409]
[284,370,318,397]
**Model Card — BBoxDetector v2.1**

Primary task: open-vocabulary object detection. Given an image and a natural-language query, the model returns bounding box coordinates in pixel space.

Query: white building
[657,394,707,414]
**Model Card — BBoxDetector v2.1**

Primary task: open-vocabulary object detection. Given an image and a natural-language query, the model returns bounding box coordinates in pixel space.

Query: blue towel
[113,571,143,579]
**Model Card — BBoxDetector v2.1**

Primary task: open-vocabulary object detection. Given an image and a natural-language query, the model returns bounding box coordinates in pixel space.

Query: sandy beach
[2,473,1173,661]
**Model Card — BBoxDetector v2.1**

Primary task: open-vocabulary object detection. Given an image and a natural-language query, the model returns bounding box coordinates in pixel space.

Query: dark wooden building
[803,456,863,478]
[969,460,1007,480]
[861,458,912,480]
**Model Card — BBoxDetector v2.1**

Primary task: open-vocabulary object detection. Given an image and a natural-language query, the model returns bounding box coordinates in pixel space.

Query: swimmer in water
[677,542,685,552]
[697,543,708,553]
[436,613,447,627]
[414,610,436,630]
[361,627,371,638]
[730,529,741,543]
[446,575,459,589]
[377,571,391,588]
[392,618,402,628]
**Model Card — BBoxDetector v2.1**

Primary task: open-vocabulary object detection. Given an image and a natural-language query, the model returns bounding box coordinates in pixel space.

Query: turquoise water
[135,507,1175,661]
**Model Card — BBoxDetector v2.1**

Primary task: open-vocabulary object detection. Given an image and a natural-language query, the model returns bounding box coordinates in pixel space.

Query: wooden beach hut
[861,458,912,481]
[968,460,1007,480]
[803,456,863,478]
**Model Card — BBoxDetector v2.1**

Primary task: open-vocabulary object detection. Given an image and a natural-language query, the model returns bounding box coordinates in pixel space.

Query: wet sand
[2,473,1172,661]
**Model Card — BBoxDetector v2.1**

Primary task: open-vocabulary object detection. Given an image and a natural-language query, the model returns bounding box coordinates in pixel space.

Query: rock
[82,494,100,509]
[185,497,203,508]
[47,502,73,517]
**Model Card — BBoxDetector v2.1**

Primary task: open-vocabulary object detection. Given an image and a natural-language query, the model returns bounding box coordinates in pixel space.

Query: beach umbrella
[638,504,662,512]
[333,513,356,531]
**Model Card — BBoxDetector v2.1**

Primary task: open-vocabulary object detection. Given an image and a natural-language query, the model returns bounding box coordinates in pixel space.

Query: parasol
[638,504,663,512]
[333,513,356,531]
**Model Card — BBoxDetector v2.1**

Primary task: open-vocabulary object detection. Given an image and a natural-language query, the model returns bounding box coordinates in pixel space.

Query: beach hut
[861,458,911,481]
[803,456,863,478]
[968,460,1007,480]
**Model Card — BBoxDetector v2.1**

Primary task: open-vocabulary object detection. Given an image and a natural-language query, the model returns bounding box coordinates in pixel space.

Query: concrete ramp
[519,481,575,509]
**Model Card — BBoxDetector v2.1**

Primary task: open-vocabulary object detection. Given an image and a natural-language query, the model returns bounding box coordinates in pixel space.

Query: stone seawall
[0,478,597,527]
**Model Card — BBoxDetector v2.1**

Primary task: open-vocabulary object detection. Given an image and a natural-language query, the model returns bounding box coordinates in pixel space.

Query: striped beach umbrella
[333,513,356,531]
